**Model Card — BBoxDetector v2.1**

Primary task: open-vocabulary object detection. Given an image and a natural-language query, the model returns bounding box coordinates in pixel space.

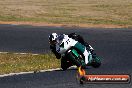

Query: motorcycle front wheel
[91,55,101,68]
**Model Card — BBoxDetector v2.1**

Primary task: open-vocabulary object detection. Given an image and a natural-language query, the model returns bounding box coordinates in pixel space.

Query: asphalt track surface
[0,24,132,88]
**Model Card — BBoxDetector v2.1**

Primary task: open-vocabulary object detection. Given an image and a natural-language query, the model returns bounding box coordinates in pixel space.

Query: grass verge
[0,53,60,75]
[0,0,132,27]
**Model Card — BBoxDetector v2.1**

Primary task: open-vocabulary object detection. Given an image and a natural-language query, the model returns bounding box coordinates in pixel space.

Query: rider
[49,32,94,66]
[68,33,94,52]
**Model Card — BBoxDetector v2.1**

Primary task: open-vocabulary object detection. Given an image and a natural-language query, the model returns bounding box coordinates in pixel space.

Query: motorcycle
[57,34,101,70]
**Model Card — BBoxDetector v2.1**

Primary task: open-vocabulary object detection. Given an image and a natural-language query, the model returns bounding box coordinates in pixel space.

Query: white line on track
[0,52,39,55]
[0,66,77,78]
[0,68,61,78]
[0,52,9,54]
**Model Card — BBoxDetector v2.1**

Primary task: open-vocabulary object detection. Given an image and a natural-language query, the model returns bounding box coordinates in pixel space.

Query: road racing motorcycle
[56,34,101,70]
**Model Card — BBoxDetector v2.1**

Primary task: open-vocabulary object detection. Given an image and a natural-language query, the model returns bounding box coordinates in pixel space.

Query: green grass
[0,0,132,26]
[0,53,60,75]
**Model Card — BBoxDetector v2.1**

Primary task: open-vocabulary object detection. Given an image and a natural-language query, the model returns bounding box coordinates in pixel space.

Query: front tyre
[91,55,101,68]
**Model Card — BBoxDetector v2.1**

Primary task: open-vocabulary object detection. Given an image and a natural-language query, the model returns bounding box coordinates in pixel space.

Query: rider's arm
[68,33,94,51]
[68,33,86,45]
[50,45,61,59]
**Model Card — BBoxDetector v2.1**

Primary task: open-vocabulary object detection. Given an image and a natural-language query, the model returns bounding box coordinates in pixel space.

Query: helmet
[49,33,58,44]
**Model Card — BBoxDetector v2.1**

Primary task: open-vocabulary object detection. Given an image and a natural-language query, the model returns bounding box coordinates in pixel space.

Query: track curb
[0,68,61,78]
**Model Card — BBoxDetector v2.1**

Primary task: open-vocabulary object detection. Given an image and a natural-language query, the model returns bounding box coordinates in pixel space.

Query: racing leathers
[68,33,94,52]
[49,33,94,65]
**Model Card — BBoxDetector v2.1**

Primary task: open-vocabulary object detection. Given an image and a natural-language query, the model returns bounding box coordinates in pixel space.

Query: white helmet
[49,33,58,44]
